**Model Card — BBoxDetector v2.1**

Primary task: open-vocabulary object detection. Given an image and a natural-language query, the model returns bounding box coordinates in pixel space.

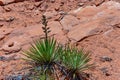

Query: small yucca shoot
[61,46,93,80]
[33,72,54,80]
[23,15,62,75]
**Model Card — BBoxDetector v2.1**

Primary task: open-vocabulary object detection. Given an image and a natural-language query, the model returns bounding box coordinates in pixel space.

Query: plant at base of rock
[23,15,62,79]
[32,72,54,80]
[61,46,93,80]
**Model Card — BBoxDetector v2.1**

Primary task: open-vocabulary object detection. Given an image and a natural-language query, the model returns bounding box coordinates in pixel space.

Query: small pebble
[5,75,31,80]
[5,75,23,80]
[0,56,6,61]
[6,16,15,22]
[4,7,11,12]
[100,67,111,76]
[100,56,112,62]
[78,3,84,6]
[50,0,55,3]
[59,11,67,15]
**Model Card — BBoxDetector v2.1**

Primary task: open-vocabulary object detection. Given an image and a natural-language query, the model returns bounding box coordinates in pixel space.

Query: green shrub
[61,46,93,80]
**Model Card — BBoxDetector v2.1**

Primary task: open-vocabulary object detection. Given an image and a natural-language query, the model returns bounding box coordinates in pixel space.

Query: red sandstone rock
[0,34,5,40]
[0,27,13,35]
[60,15,80,31]
[0,1,120,80]
[2,39,21,54]
[44,11,58,19]
[0,0,24,5]
[0,0,14,5]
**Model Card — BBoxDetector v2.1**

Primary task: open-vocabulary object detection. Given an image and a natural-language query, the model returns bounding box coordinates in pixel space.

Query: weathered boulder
[67,1,120,42]
[67,20,104,42]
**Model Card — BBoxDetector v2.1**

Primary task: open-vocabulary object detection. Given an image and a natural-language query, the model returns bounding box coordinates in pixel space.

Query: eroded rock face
[67,1,120,42]
[68,20,103,42]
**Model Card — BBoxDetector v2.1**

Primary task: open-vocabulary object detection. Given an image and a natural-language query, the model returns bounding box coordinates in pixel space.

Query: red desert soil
[0,0,120,80]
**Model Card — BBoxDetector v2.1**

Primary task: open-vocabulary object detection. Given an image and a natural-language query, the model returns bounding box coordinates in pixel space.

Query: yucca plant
[61,46,93,80]
[23,15,62,78]
[23,15,93,80]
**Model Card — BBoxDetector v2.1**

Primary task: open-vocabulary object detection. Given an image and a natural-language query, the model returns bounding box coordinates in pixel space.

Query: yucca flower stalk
[61,46,93,80]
